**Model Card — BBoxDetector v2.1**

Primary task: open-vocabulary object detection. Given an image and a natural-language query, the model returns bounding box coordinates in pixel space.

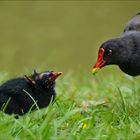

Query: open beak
[92,48,106,75]
[49,71,62,81]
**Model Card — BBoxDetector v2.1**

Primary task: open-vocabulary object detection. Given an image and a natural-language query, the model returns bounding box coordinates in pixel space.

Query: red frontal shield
[92,48,106,75]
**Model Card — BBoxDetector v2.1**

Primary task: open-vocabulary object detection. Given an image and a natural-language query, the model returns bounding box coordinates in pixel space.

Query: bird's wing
[123,13,140,33]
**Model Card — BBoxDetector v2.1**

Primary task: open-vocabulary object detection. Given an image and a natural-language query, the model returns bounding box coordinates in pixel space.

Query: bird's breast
[119,63,140,76]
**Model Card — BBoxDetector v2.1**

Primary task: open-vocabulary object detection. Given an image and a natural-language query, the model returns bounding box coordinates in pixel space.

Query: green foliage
[0,72,140,139]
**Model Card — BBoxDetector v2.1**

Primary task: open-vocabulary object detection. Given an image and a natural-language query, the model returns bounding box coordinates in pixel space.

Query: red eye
[109,50,112,55]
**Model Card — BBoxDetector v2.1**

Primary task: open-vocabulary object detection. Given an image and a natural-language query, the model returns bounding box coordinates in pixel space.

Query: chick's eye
[108,50,112,55]
[39,73,49,79]
[44,73,51,77]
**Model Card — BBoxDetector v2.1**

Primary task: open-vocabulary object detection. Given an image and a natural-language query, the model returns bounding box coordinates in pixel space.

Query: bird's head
[25,70,62,88]
[92,38,124,75]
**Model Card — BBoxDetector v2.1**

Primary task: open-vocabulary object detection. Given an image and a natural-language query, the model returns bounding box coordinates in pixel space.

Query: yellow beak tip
[92,68,100,75]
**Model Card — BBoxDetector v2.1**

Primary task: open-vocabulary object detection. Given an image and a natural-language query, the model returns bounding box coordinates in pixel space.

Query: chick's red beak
[49,71,62,81]
[92,48,106,75]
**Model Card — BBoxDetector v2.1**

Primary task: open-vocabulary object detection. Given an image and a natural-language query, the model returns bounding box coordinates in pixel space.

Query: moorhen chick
[92,13,140,76]
[0,70,62,115]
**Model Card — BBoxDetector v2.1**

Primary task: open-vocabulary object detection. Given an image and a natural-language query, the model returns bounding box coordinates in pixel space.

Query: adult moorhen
[92,13,140,76]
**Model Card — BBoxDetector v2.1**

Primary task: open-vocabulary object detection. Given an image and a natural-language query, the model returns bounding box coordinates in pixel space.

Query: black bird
[0,70,62,115]
[92,13,140,76]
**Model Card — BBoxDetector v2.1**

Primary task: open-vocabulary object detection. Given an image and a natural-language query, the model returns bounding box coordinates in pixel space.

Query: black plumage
[124,13,140,32]
[92,13,140,76]
[0,70,62,115]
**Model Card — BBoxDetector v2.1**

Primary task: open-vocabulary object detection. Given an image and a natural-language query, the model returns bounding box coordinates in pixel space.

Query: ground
[0,72,140,139]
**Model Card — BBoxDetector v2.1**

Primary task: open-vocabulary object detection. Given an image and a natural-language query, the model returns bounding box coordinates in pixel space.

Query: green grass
[0,72,140,139]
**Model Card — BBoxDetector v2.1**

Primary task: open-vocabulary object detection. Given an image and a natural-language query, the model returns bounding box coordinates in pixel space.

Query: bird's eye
[44,73,51,77]
[108,50,112,55]
[39,72,50,80]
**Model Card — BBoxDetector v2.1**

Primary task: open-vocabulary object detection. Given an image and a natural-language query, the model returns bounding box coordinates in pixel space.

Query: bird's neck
[119,63,140,76]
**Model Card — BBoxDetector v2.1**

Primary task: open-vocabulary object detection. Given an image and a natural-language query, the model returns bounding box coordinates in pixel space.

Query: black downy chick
[92,13,140,76]
[0,70,62,115]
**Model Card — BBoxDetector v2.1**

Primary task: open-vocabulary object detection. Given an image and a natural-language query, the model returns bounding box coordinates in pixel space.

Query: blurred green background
[0,1,140,76]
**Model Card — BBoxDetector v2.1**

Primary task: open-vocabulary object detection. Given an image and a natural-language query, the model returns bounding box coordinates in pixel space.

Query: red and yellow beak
[92,48,106,75]
[49,71,62,81]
